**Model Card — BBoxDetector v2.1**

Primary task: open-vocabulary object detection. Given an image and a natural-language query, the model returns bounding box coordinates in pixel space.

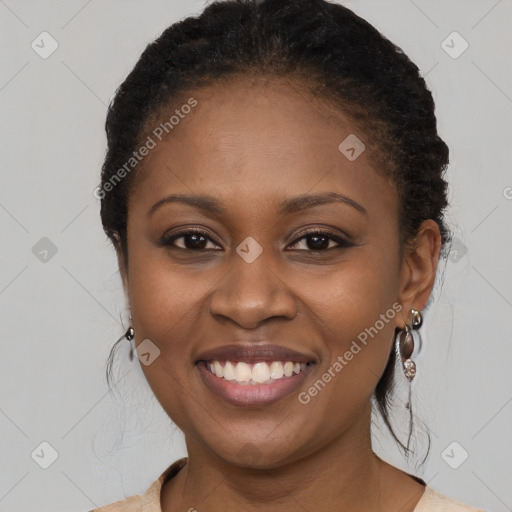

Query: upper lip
[195,343,316,364]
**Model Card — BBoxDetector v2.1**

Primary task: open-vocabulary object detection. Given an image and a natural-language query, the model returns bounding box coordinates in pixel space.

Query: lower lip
[196,361,315,408]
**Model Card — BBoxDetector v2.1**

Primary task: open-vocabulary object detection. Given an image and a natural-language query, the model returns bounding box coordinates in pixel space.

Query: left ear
[396,219,442,329]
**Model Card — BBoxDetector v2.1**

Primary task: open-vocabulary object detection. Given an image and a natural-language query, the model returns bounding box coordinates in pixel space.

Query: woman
[91,0,485,510]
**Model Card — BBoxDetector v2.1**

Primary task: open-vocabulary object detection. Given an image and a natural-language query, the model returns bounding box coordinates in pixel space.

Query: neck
[161,406,407,512]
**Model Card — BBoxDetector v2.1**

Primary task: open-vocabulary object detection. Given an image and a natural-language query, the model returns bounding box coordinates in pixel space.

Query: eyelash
[159,228,354,252]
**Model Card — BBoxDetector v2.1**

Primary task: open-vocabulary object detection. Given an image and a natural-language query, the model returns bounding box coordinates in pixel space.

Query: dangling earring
[396,308,423,409]
[397,308,422,380]
[125,311,135,361]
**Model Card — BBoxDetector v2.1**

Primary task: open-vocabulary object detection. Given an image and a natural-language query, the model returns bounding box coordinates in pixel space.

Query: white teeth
[283,361,294,377]
[206,360,308,384]
[214,360,224,378]
[234,361,251,382]
[252,362,271,383]
[270,361,284,379]
[223,361,236,380]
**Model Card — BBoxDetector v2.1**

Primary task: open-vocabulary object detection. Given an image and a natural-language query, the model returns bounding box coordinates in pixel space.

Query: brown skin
[115,76,441,512]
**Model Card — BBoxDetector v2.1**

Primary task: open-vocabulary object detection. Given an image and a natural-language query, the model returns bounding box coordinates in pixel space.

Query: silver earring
[397,308,422,382]
[396,308,422,412]
[125,326,134,361]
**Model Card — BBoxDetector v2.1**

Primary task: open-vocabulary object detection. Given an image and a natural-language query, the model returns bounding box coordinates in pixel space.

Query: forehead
[128,77,397,222]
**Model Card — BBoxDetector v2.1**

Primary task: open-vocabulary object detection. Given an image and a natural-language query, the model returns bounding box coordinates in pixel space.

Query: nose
[208,250,298,329]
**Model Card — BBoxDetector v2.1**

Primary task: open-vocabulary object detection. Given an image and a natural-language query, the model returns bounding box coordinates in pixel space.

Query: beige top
[89,458,486,512]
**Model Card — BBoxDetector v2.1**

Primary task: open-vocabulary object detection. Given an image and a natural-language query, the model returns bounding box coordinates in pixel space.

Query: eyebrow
[147,192,368,218]
[279,192,368,216]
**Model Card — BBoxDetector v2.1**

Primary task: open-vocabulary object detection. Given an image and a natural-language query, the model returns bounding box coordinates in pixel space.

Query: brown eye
[177,233,209,250]
[304,233,331,250]
[287,230,354,251]
[160,229,222,251]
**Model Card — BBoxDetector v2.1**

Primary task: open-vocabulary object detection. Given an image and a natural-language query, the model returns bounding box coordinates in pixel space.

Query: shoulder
[87,457,188,512]
[88,493,144,512]
[415,486,486,512]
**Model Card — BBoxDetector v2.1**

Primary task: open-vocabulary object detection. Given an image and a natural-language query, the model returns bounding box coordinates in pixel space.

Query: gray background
[1,0,511,511]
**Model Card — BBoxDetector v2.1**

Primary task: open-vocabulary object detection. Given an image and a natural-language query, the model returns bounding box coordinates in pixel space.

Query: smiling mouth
[201,360,314,385]
[196,358,316,407]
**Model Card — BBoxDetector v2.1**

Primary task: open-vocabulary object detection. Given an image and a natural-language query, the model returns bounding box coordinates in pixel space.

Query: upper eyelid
[292,227,349,240]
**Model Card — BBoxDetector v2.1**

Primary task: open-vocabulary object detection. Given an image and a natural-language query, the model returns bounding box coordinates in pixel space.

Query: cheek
[125,217,218,337]
[128,257,216,367]
[298,243,400,398]
[125,252,207,429]
[125,242,201,369]
[276,250,401,449]
[300,241,399,342]
[129,260,198,334]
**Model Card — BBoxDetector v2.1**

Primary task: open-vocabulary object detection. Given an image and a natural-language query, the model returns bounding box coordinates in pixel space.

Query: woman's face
[119,77,437,467]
